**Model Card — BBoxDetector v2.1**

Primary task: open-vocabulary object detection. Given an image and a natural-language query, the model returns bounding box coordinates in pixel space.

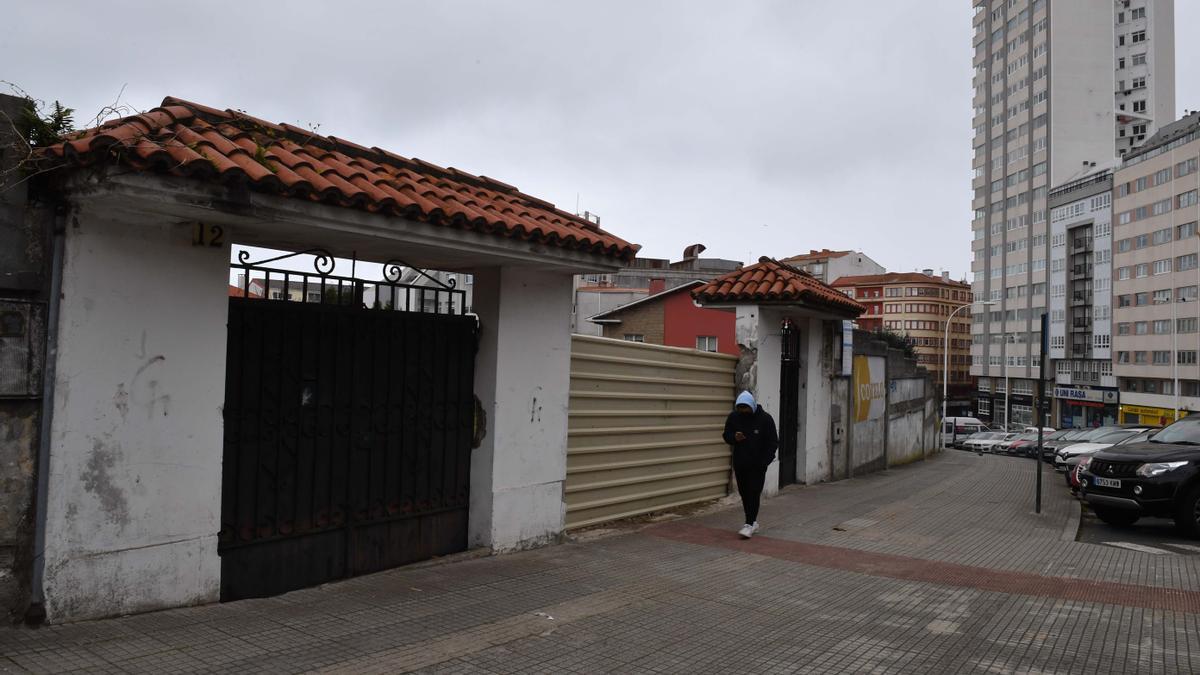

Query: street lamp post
[943,300,997,449]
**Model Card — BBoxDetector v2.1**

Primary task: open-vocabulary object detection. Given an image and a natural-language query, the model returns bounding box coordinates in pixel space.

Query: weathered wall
[42,213,229,622]
[801,318,834,484]
[849,354,888,475]
[469,266,574,552]
[887,377,929,467]
[0,93,46,623]
[565,335,736,528]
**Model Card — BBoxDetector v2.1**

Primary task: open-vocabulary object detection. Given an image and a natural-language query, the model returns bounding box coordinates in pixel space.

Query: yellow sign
[1119,404,1188,426]
[853,355,886,423]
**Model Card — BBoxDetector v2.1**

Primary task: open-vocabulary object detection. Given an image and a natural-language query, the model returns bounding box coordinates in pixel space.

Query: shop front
[1054,386,1118,429]
[1119,404,1189,427]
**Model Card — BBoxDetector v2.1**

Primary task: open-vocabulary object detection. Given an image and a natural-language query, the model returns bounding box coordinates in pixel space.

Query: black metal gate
[219,250,476,601]
[777,318,801,488]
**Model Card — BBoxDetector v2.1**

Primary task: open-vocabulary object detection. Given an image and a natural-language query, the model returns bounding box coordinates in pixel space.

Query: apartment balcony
[1071,371,1101,385]
[1070,264,1094,280]
[1070,292,1092,307]
[1072,238,1094,252]
[1071,316,1093,329]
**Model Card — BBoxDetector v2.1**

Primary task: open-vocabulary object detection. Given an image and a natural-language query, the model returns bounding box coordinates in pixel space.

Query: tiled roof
[692,258,864,315]
[38,97,638,262]
[832,272,969,288]
[781,249,852,263]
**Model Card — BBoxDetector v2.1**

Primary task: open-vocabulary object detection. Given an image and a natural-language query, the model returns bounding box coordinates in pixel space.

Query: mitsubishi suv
[1078,416,1200,536]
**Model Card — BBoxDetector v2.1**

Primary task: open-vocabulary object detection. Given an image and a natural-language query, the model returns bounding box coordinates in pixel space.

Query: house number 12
[192,223,225,248]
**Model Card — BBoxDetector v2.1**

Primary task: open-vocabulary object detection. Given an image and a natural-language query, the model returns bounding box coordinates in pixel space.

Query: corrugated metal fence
[565,335,737,529]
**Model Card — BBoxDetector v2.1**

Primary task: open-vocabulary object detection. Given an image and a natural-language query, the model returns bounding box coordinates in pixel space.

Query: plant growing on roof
[20,100,75,148]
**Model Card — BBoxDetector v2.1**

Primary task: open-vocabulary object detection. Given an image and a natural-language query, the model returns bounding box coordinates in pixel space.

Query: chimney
[648,278,666,295]
[922,269,934,276]
[942,271,950,281]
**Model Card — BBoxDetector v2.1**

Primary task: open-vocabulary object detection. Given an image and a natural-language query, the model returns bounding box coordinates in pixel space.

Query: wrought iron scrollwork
[382,259,458,290]
[237,248,336,276]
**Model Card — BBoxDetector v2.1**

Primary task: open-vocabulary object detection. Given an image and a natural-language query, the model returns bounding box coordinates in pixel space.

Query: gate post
[469,266,574,552]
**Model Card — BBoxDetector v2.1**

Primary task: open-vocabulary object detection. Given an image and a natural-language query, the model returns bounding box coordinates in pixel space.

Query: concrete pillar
[735,306,783,497]
[802,318,833,484]
[43,214,228,622]
[469,266,574,551]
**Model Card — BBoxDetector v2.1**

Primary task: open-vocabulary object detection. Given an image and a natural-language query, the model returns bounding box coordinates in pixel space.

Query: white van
[942,416,988,448]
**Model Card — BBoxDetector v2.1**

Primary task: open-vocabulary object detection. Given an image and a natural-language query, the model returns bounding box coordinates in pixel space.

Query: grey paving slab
[4,451,1200,673]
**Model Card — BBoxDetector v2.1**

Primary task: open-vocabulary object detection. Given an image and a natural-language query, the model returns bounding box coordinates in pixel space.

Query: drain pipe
[26,206,67,625]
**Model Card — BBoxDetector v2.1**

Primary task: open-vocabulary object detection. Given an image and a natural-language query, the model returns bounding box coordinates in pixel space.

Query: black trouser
[733,460,767,525]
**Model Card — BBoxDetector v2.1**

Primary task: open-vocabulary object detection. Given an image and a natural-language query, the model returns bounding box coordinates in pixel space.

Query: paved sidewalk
[4,451,1200,673]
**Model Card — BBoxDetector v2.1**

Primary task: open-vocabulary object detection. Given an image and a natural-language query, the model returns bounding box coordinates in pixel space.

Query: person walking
[722,390,778,539]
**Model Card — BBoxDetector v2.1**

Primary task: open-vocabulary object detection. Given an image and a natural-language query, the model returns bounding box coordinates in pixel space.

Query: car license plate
[1093,477,1121,489]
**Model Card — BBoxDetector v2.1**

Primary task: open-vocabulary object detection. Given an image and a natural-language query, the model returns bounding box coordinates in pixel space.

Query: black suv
[1079,416,1200,535]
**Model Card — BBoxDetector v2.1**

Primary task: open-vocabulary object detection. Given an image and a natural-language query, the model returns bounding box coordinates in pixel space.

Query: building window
[696,336,718,353]
[623,334,645,343]
[1153,259,1172,275]
[1179,318,1199,334]
[1153,320,1172,335]
[1153,351,1172,366]
[1132,53,1147,66]
[1178,254,1199,272]
[1153,289,1172,305]
[1178,286,1199,303]
[1133,100,1147,113]
[1131,30,1146,43]
[1179,190,1199,209]
[1180,351,1199,366]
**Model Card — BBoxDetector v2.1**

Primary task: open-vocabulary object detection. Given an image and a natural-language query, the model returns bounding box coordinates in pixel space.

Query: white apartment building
[1047,170,1119,427]
[969,0,1175,427]
[1111,111,1200,425]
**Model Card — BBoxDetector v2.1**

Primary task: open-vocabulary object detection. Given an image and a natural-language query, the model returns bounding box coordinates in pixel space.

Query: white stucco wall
[470,266,574,551]
[43,214,229,622]
[802,318,833,484]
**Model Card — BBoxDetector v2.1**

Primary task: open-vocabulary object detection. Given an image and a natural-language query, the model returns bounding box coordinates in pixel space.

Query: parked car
[1041,425,1139,462]
[942,417,988,448]
[1068,430,1158,490]
[1079,416,1200,534]
[972,432,1018,454]
[1056,427,1157,477]
[1039,428,1094,461]
[996,432,1038,455]
[961,432,1004,452]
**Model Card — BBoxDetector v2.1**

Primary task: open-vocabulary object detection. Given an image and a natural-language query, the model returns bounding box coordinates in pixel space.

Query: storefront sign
[1120,404,1187,420]
[1052,387,1117,404]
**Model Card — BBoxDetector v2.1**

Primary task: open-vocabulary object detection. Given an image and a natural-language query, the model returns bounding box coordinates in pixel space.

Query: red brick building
[588,280,737,355]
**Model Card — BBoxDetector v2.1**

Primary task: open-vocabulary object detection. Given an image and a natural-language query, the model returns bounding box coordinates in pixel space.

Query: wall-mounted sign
[1052,386,1117,404]
[841,320,854,376]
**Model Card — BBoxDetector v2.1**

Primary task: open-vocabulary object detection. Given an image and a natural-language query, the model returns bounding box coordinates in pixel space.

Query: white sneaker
[738,522,759,539]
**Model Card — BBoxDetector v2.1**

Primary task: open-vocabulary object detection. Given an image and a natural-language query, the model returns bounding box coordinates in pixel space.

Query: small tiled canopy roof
[37,97,639,262]
[692,257,864,316]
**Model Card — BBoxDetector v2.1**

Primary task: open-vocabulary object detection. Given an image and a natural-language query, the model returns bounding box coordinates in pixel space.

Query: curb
[1061,500,1082,542]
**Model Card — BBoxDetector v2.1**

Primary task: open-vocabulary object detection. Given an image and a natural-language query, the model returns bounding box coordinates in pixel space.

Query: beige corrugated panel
[566,335,737,529]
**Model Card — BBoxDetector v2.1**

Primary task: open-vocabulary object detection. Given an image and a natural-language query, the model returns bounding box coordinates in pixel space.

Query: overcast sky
[4,1,1198,280]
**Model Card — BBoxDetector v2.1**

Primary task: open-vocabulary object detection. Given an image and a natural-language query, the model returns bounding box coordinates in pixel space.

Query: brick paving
[3,450,1200,673]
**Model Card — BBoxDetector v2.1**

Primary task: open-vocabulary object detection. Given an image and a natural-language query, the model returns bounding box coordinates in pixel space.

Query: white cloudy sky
[4,1,1198,279]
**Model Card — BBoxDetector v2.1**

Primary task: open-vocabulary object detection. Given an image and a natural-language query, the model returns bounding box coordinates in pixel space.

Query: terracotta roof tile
[39,97,639,262]
[692,257,864,316]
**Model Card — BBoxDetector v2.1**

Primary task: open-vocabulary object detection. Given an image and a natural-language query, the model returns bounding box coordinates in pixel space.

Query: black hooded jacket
[722,405,779,467]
